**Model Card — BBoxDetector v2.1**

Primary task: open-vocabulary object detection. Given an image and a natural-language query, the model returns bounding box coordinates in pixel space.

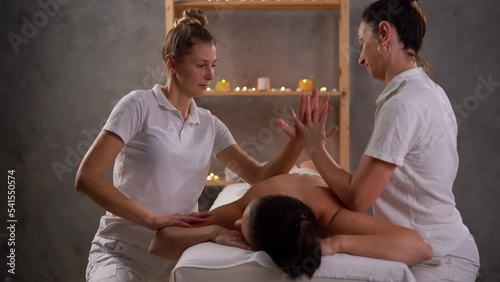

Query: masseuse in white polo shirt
[288,1,480,281]
[75,9,310,282]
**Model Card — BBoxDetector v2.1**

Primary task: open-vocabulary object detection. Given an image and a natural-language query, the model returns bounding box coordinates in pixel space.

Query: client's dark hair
[248,195,321,279]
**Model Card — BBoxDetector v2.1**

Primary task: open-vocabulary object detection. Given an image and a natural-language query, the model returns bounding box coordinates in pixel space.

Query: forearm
[150,225,219,259]
[75,173,155,229]
[334,231,433,266]
[308,147,355,206]
[253,140,303,183]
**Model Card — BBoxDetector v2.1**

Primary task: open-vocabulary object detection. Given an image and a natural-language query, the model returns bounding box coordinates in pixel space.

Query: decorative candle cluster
[207,78,337,93]
[206,172,220,181]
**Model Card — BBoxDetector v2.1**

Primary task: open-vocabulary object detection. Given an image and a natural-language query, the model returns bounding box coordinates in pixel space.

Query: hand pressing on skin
[212,226,252,250]
[148,211,212,230]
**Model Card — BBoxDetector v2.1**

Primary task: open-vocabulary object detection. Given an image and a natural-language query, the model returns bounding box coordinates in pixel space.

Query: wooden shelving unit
[203,90,341,97]
[165,0,350,172]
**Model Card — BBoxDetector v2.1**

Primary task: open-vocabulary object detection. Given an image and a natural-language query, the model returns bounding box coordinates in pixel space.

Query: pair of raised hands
[277,88,338,154]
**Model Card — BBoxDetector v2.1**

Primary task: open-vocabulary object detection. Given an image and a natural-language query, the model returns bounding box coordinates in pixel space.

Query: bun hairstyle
[249,195,321,280]
[162,8,215,62]
[362,0,436,81]
[174,8,209,28]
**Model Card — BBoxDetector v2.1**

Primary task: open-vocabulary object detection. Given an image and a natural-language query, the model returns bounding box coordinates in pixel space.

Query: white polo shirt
[365,68,471,256]
[95,84,236,249]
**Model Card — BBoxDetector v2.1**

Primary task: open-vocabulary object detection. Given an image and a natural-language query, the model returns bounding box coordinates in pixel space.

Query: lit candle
[215,79,231,92]
[320,87,327,92]
[280,86,286,92]
[298,79,313,92]
[235,87,241,92]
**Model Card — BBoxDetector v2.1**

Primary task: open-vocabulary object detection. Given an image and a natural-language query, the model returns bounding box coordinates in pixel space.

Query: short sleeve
[212,116,236,156]
[365,98,423,166]
[103,91,145,144]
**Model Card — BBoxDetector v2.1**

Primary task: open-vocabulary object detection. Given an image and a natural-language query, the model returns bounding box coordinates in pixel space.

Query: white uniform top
[94,84,236,249]
[365,68,471,257]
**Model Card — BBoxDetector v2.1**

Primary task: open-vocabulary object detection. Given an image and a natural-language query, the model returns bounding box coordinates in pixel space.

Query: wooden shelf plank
[174,0,341,11]
[201,90,341,97]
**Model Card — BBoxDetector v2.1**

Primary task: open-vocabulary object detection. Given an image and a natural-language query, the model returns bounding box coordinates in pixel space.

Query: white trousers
[411,233,480,282]
[86,235,177,282]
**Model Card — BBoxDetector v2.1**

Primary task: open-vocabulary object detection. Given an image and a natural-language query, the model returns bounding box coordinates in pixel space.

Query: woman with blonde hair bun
[77,8,306,281]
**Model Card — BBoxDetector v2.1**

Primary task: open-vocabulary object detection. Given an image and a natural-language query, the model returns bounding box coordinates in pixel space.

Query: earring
[377,43,391,55]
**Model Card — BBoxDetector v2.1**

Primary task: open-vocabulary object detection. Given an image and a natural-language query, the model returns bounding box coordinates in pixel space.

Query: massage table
[170,183,417,282]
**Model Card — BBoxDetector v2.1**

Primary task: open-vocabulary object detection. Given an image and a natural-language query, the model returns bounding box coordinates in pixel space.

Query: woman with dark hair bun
[288,0,480,281]
[150,166,434,280]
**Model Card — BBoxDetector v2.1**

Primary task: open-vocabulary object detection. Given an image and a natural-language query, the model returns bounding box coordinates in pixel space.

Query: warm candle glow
[215,79,231,92]
[298,79,313,92]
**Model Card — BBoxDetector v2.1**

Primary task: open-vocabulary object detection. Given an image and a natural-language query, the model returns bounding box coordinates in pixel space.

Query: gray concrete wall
[1,0,499,281]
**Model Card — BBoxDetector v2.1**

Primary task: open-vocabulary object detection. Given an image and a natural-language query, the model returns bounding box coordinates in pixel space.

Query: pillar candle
[298,79,313,92]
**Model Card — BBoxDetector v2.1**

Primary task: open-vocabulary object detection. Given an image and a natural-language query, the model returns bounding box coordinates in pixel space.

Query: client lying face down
[150,171,433,279]
[239,194,321,279]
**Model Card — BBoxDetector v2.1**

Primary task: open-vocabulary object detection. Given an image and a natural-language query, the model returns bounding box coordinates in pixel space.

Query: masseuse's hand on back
[75,130,210,231]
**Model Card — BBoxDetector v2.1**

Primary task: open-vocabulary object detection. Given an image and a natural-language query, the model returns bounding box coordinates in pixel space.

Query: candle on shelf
[235,87,241,92]
[320,87,327,92]
[257,77,271,91]
[298,78,313,92]
[242,86,248,92]
[280,86,286,92]
[207,172,219,181]
[215,79,231,92]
